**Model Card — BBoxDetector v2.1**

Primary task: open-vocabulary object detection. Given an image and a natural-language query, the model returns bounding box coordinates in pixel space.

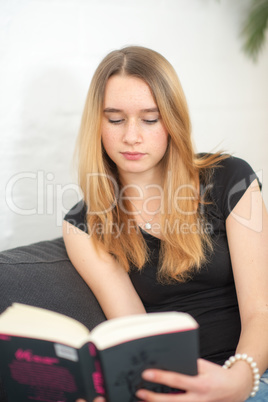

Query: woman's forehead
[103,75,157,111]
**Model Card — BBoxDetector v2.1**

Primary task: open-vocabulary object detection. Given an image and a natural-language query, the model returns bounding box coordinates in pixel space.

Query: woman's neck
[118,166,164,196]
[118,170,164,237]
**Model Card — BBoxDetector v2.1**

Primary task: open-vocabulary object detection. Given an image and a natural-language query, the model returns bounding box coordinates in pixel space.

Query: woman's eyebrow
[141,107,159,113]
[103,108,122,113]
[103,107,159,113]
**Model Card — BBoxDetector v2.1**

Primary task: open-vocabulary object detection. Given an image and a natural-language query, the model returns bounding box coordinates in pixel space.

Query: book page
[91,312,198,350]
[0,304,90,348]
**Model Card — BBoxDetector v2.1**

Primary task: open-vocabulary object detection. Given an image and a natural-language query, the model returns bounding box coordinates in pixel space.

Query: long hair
[76,46,227,282]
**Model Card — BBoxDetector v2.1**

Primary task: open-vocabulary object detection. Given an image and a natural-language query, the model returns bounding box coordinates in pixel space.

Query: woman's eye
[109,119,123,124]
[144,119,159,124]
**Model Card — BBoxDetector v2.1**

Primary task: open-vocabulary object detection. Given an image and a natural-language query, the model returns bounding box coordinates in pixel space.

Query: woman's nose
[122,121,142,144]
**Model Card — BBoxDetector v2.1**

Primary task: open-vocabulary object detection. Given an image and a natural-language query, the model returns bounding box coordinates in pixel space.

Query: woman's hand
[76,398,105,402]
[135,359,252,402]
[76,359,253,402]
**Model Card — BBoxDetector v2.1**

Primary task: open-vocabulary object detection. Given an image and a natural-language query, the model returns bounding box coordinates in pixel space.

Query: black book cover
[0,334,102,402]
[0,306,199,402]
[99,328,199,402]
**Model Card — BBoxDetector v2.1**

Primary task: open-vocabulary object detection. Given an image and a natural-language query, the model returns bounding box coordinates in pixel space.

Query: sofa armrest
[0,237,106,402]
[0,237,106,328]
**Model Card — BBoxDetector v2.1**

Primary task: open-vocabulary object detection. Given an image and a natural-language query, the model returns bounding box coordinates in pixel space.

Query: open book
[0,303,199,402]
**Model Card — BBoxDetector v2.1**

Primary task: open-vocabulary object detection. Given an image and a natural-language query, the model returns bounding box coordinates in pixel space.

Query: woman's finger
[140,367,202,393]
[135,388,200,402]
[76,398,106,402]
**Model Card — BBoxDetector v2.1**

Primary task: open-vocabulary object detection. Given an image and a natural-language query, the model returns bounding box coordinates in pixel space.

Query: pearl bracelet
[222,353,260,397]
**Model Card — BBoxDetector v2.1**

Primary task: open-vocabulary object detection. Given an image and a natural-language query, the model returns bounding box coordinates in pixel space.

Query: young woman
[64,46,268,401]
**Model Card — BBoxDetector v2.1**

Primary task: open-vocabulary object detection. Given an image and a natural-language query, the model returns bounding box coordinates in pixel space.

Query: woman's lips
[121,152,146,160]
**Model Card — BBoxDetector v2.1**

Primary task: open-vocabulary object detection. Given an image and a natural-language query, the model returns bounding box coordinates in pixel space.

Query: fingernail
[142,370,155,380]
[136,390,146,399]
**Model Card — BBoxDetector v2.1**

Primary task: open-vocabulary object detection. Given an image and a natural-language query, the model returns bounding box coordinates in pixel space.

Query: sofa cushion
[0,237,106,329]
[0,237,106,401]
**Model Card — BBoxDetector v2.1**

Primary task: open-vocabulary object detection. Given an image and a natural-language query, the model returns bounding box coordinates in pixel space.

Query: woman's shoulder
[64,200,88,233]
[198,153,257,185]
[211,154,258,188]
[198,153,260,219]
[215,154,255,174]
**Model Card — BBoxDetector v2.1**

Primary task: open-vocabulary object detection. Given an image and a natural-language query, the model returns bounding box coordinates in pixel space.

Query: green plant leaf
[241,0,268,61]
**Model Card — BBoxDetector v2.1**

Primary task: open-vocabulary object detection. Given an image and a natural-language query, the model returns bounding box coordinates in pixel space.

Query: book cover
[0,334,103,402]
[99,329,198,401]
[0,304,199,402]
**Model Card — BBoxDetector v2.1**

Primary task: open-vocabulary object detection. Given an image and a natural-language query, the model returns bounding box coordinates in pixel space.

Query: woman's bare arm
[63,220,146,319]
[134,179,268,402]
[226,178,268,374]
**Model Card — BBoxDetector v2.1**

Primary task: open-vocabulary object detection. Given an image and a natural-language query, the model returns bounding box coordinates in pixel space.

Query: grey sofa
[0,237,106,402]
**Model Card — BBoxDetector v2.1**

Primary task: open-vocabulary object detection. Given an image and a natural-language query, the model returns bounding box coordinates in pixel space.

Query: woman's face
[101,75,169,180]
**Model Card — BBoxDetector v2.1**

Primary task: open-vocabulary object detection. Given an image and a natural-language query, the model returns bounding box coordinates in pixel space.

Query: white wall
[1,0,268,251]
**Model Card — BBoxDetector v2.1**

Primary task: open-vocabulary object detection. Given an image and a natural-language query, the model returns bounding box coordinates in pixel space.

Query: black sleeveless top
[64,156,259,365]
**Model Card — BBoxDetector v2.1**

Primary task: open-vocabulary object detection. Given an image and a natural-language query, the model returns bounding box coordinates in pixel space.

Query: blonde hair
[76,46,227,282]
